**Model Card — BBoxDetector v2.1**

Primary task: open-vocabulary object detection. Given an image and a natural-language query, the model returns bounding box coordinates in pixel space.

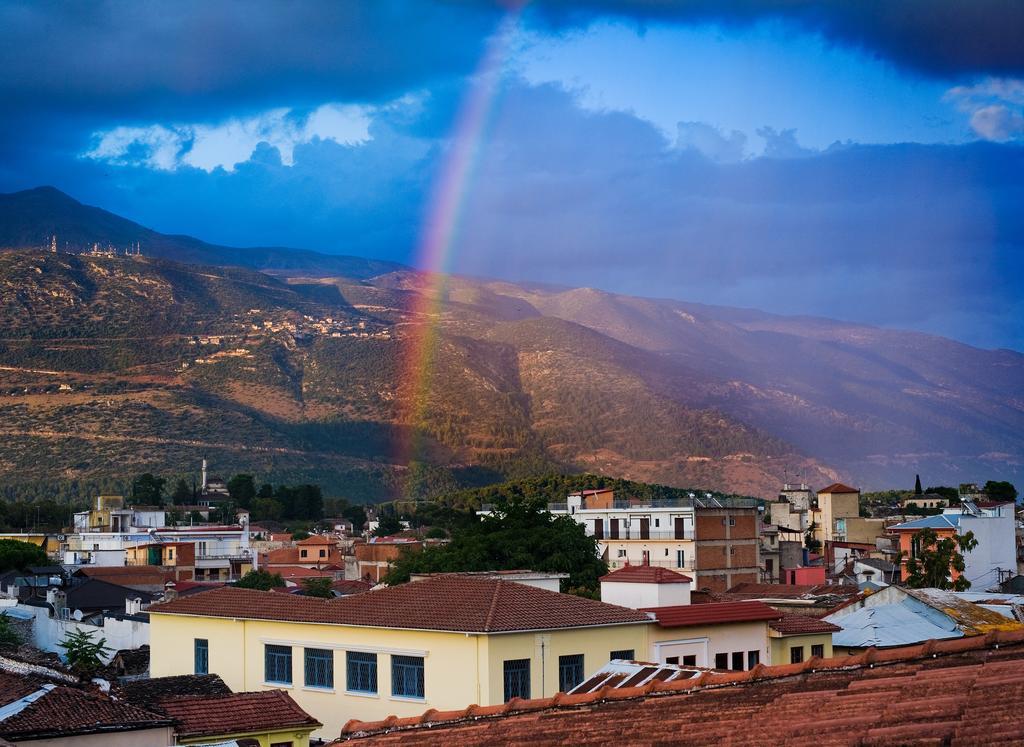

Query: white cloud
[675,122,747,162]
[944,78,1024,142]
[84,103,375,172]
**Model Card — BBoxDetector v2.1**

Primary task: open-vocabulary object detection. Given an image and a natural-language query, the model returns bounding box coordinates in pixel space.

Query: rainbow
[395,10,523,478]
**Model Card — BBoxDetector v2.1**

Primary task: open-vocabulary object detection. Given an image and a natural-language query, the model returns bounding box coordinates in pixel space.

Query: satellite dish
[72,609,83,621]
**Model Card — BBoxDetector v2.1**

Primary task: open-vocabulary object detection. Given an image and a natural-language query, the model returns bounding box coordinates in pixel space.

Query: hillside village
[0,470,1020,744]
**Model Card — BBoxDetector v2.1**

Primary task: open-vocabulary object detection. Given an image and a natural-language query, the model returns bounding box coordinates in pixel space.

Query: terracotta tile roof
[266,547,301,564]
[724,582,860,600]
[332,579,373,596]
[272,565,337,579]
[600,565,693,584]
[298,534,336,545]
[117,674,231,708]
[75,566,174,587]
[0,671,47,707]
[817,482,859,494]
[158,690,321,738]
[150,575,652,633]
[769,614,842,635]
[333,629,1024,745]
[0,686,172,741]
[643,601,782,627]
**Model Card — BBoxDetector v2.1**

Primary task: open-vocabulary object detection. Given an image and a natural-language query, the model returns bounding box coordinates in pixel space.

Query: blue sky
[1,1,1022,350]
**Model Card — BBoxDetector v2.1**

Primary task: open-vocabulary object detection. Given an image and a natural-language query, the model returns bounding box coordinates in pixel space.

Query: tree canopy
[300,577,333,598]
[58,628,112,679]
[0,539,49,572]
[984,481,1018,503]
[384,498,607,594]
[234,569,285,591]
[130,473,165,504]
[904,528,979,591]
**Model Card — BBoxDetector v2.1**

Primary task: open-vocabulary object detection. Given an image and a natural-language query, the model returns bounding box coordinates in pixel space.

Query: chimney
[163,582,178,602]
[125,597,143,615]
[50,590,67,619]
[201,459,208,490]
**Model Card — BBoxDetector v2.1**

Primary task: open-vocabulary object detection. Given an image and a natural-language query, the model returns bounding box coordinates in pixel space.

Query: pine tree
[914,474,923,495]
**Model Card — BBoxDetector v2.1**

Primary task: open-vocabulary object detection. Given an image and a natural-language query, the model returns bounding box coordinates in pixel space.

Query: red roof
[642,601,782,627]
[298,534,336,545]
[724,582,860,600]
[151,576,651,633]
[272,566,336,579]
[332,579,373,595]
[600,566,692,584]
[332,630,1024,745]
[817,482,859,494]
[769,614,842,635]
[0,686,171,741]
[158,690,321,738]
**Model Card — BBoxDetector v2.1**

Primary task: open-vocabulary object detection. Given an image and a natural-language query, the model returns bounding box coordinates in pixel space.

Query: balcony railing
[591,528,695,541]
[606,559,694,571]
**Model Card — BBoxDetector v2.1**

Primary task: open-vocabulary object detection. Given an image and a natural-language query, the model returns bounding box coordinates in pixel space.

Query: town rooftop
[333,629,1024,745]
[149,575,652,633]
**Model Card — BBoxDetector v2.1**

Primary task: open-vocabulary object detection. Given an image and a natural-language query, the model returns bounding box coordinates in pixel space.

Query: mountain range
[0,186,1021,500]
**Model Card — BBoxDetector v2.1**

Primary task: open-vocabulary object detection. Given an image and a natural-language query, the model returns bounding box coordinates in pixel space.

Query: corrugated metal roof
[827,600,963,649]
[889,514,959,530]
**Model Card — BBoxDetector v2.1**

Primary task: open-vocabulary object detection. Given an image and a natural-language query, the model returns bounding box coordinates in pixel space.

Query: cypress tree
[914,474,923,495]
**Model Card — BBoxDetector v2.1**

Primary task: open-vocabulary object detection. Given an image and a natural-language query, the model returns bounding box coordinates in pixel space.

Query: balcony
[606,559,695,571]
[591,528,695,541]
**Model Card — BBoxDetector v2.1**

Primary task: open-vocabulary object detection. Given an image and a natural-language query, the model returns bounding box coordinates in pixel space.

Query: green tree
[925,485,959,504]
[984,481,1018,504]
[131,473,166,504]
[914,474,923,495]
[384,498,607,594]
[343,504,368,532]
[171,479,192,505]
[0,539,48,572]
[300,577,333,598]
[0,613,22,648]
[905,528,979,591]
[235,569,285,591]
[227,474,257,508]
[251,497,283,522]
[374,512,404,537]
[58,628,113,679]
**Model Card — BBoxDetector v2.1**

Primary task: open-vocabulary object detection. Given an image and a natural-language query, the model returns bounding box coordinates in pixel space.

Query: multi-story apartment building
[65,495,253,580]
[489,490,762,592]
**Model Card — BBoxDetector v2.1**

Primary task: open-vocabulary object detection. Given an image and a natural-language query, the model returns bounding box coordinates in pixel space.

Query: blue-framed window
[610,649,634,661]
[391,655,425,699]
[346,651,377,693]
[304,648,333,689]
[264,644,292,684]
[558,654,584,692]
[194,639,208,675]
[503,659,530,702]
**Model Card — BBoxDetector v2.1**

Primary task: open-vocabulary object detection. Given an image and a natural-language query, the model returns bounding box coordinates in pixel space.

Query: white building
[890,501,1016,590]
[481,489,762,592]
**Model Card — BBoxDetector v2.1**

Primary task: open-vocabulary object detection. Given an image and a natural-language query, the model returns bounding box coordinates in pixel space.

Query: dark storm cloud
[453,82,1024,349]
[0,0,500,120]
[511,0,1024,78]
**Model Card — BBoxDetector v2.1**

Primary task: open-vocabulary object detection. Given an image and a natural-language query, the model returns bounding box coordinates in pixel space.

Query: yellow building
[149,575,652,741]
[767,614,839,664]
[812,483,861,546]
